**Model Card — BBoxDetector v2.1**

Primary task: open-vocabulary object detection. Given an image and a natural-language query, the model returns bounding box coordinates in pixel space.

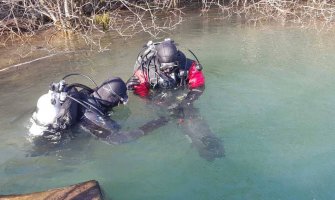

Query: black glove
[168,103,185,119]
[138,116,169,135]
[126,76,140,90]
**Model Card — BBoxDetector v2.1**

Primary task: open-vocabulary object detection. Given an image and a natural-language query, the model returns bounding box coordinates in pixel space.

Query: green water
[1,14,335,199]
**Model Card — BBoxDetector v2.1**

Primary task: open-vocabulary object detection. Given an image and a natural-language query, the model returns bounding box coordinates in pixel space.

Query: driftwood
[0,180,103,200]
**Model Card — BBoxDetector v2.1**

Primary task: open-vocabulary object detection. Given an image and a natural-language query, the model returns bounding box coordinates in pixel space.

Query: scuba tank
[29,74,95,137]
[29,80,69,136]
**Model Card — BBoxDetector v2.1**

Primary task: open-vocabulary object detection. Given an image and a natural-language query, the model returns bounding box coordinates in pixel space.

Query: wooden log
[0,180,103,200]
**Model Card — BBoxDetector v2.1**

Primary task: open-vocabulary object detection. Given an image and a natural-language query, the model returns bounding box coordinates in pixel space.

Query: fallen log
[0,180,103,200]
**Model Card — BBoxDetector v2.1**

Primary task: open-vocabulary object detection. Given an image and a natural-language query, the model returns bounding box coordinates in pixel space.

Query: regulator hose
[66,83,94,93]
[66,95,105,116]
[62,73,99,88]
[188,49,203,71]
[62,73,103,100]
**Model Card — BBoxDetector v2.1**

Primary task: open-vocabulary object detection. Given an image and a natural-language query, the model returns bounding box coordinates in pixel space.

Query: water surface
[1,14,335,200]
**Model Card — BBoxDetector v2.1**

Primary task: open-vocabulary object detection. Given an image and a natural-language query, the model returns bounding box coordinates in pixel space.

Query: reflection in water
[150,89,224,161]
[25,126,83,157]
[179,105,224,161]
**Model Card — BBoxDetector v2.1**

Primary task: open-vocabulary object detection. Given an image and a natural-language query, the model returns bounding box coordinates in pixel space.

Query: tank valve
[60,91,67,104]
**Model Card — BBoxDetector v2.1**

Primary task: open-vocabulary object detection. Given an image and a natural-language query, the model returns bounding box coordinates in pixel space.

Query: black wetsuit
[34,77,168,145]
[75,86,168,145]
[149,87,224,161]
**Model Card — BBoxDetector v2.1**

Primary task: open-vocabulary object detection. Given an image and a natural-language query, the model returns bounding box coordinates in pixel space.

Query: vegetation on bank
[1,0,335,47]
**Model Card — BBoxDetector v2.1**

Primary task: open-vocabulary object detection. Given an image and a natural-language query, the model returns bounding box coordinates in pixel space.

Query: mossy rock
[0,180,103,200]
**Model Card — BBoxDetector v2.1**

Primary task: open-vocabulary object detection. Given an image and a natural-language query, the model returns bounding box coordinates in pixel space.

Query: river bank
[2,0,335,75]
[0,26,134,75]
[3,0,335,75]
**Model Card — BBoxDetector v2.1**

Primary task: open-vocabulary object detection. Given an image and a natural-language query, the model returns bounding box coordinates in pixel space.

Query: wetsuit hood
[93,77,128,108]
[156,39,178,71]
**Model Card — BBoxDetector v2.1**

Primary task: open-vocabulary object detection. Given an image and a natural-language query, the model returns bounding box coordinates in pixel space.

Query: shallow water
[1,14,335,199]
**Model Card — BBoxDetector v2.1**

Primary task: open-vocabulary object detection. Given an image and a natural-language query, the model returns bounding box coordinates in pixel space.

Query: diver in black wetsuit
[126,38,224,161]
[29,73,167,144]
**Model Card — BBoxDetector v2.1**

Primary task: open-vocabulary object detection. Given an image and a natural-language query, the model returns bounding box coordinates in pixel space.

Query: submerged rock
[0,180,103,200]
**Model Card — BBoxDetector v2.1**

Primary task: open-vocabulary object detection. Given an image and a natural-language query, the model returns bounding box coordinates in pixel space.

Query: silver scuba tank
[29,81,67,136]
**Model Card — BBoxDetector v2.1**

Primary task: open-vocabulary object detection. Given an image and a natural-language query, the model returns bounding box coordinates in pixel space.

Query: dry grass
[202,0,335,30]
[0,0,183,49]
[1,0,335,49]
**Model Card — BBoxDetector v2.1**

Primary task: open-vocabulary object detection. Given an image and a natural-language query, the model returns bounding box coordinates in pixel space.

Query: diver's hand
[126,76,140,90]
[139,116,169,134]
[168,103,185,119]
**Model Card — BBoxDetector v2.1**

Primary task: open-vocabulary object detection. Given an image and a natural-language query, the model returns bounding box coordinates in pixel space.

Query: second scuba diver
[29,73,168,144]
[126,38,224,161]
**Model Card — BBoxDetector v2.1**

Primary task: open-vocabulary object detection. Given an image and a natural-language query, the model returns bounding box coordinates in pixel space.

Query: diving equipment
[157,71,177,89]
[29,74,98,137]
[29,79,79,136]
[188,49,203,71]
[93,77,128,107]
[156,39,178,72]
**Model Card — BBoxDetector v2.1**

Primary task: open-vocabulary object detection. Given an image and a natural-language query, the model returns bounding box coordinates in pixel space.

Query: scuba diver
[126,38,224,161]
[29,73,168,145]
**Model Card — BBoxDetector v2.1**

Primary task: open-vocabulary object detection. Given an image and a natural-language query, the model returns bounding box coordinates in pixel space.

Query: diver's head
[93,77,128,108]
[156,38,178,73]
